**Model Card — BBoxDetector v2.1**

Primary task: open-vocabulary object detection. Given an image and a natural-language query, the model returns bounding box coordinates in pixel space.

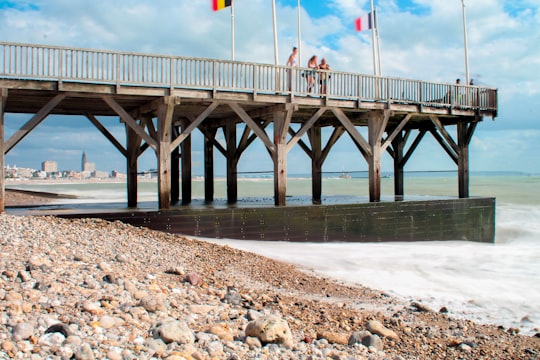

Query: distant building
[111,170,126,179]
[81,152,87,171]
[34,170,47,179]
[91,170,109,179]
[81,151,96,172]
[42,161,57,173]
[83,162,96,172]
[63,170,83,179]
[81,171,92,179]
[5,166,34,179]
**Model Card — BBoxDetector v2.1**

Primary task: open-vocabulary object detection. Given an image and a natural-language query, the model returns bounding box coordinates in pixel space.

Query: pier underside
[0,82,489,210]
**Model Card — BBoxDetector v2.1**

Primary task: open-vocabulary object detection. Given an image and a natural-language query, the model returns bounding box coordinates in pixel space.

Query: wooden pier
[0,42,498,240]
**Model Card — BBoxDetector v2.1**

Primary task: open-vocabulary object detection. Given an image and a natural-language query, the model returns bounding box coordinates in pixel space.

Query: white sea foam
[205,203,540,335]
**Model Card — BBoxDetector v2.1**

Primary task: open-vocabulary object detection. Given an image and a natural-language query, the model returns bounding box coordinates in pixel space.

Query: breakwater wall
[59,197,495,243]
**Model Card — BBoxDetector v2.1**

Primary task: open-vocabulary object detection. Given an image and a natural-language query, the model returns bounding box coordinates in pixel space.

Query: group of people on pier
[286,46,331,95]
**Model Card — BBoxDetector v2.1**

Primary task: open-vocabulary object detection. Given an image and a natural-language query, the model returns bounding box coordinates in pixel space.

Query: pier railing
[0,42,497,113]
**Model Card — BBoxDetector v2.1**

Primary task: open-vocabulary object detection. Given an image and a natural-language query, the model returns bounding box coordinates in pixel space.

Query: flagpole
[375,8,382,75]
[369,0,378,76]
[271,0,279,65]
[461,0,470,84]
[231,1,235,61]
[297,0,301,65]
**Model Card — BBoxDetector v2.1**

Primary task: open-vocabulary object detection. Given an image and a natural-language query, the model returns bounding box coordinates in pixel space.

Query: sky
[1,0,539,175]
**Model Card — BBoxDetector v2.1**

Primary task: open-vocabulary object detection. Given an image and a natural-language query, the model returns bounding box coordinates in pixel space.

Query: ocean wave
[496,204,540,245]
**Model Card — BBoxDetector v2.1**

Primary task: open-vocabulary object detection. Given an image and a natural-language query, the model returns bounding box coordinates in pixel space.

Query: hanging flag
[355,11,376,31]
[212,0,232,11]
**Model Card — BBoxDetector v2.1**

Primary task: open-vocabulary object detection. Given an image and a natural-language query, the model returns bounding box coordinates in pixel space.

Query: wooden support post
[171,125,180,204]
[274,141,287,206]
[156,98,176,209]
[225,122,238,204]
[392,129,405,198]
[126,118,143,208]
[367,111,388,202]
[309,126,322,204]
[181,120,192,205]
[204,125,217,202]
[273,105,293,206]
[457,120,476,198]
[0,89,7,212]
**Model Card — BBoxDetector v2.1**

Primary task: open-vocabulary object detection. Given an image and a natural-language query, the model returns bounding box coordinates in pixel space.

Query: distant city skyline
[4,151,119,179]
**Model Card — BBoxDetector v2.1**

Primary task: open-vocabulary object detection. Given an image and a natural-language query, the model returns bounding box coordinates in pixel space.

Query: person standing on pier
[306,55,318,95]
[318,58,330,95]
[455,78,463,107]
[286,47,298,91]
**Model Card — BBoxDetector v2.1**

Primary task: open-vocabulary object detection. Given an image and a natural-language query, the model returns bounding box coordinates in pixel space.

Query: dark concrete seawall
[58,197,496,243]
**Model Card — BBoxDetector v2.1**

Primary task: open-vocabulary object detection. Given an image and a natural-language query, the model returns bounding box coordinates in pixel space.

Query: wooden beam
[429,127,458,164]
[430,115,458,153]
[137,116,152,157]
[401,129,426,168]
[146,117,158,141]
[275,104,294,144]
[238,119,271,155]
[288,127,312,157]
[309,126,322,204]
[137,142,150,157]
[225,122,238,203]
[390,129,405,197]
[85,113,127,157]
[126,121,143,207]
[181,120,192,205]
[238,119,272,154]
[170,102,218,150]
[171,125,180,204]
[287,107,326,153]
[199,125,227,156]
[465,120,478,145]
[375,110,390,144]
[203,125,218,202]
[229,102,275,155]
[321,126,346,164]
[271,104,295,206]
[381,113,412,152]
[0,88,7,212]
[458,122,470,198]
[156,98,176,209]
[102,95,158,151]
[273,109,289,206]
[136,96,181,116]
[245,103,298,119]
[368,111,385,202]
[5,93,66,153]
[331,108,372,158]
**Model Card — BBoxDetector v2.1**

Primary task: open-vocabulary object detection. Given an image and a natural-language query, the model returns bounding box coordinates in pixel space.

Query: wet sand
[3,188,76,207]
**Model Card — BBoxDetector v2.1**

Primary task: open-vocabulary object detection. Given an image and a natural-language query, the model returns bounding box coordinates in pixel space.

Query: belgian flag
[212,0,232,11]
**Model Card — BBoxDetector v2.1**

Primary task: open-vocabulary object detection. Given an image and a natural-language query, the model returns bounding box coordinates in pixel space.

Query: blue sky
[1,0,539,175]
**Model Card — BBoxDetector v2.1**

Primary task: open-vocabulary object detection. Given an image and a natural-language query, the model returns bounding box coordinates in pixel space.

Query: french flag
[355,11,376,32]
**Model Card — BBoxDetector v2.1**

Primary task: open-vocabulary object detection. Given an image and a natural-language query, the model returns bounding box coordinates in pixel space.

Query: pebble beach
[0,192,539,359]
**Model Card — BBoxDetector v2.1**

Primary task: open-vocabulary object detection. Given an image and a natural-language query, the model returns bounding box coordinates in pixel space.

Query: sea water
[6,173,540,334]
